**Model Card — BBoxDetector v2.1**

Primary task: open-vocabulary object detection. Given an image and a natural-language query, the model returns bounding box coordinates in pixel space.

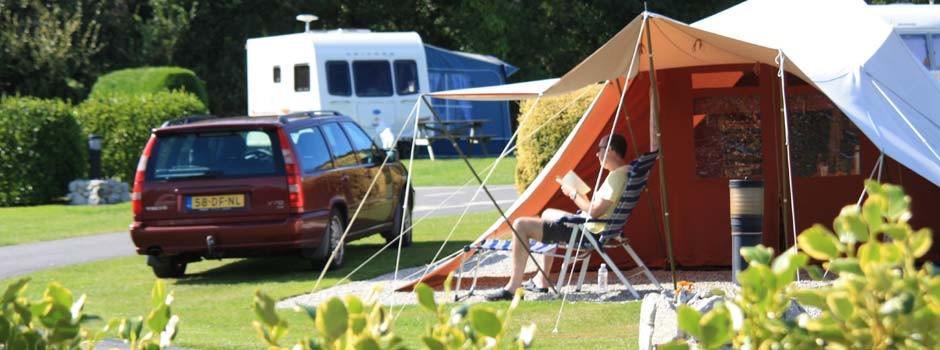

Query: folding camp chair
[455,151,664,300]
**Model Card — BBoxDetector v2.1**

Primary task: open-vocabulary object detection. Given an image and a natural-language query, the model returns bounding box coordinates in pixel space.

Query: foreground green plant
[111,280,181,350]
[253,275,535,350]
[666,180,939,350]
[0,279,179,350]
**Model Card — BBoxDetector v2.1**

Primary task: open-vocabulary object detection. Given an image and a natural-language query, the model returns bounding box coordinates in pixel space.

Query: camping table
[416,118,491,160]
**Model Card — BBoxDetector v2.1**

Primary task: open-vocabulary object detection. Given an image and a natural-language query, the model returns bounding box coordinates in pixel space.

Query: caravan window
[273,66,281,83]
[294,64,310,92]
[901,34,931,68]
[353,61,393,97]
[394,60,420,95]
[326,61,352,96]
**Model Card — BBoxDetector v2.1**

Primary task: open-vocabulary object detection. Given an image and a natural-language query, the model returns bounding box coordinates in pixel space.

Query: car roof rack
[278,110,342,124]
[161,114,220,127]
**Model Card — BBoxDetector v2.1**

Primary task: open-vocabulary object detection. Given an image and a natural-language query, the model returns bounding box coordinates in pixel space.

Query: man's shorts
[541,220,592,244]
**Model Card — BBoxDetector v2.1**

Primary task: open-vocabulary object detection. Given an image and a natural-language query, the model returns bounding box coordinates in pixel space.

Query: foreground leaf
[798,225,842,261]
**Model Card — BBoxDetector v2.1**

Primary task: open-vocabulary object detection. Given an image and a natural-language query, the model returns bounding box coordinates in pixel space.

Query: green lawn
[0,156,516,246]
[0,202,132,246]
[404,156,517,187]
[0,210,640,349]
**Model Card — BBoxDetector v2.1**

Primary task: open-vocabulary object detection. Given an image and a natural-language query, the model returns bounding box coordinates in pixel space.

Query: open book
[555,170,591,195]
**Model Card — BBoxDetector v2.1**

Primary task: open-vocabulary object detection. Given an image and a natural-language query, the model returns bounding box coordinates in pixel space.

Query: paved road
[0,185,519,280]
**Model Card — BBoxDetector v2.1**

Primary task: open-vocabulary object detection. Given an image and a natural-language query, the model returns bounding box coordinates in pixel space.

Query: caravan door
[351,60,399,142]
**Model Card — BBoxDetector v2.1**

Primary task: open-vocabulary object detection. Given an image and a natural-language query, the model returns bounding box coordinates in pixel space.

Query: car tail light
[278,130,305,213]
[132,135,157,216]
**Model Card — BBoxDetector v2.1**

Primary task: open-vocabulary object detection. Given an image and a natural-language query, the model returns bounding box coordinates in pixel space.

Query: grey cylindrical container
[729,179,763,284]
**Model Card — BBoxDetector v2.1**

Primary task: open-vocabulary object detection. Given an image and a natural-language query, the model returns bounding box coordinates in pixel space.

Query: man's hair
[604,134,627,159]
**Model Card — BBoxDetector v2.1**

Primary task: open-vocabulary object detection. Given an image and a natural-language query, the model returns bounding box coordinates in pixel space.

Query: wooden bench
[416,119,491,160]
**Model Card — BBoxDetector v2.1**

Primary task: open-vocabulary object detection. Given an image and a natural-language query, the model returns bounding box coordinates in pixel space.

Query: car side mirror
[385,149,399,162]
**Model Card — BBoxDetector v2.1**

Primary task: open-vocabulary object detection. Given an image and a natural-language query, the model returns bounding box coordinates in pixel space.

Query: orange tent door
[655,64,783,266]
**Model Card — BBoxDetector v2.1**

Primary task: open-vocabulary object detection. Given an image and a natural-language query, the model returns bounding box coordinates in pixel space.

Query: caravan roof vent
[296,14,318,33]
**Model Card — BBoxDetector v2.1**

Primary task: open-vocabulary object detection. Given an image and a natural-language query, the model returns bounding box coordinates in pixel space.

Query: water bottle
[598,263,609,290]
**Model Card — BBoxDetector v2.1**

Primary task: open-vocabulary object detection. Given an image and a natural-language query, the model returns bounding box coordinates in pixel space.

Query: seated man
[486,116,659,301]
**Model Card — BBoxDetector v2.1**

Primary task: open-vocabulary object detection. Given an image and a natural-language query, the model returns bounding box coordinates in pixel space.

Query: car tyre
[148,255,187,278]
[313,209,345,271]
[383,194,413,247]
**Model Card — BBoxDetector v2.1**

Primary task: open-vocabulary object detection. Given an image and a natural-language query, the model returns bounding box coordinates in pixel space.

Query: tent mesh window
[787,94,861,178]
[692,95,763,178]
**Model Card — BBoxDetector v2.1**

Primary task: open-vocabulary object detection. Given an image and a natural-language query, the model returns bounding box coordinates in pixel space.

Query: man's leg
[505,216,545,292]
[531,209,573,288]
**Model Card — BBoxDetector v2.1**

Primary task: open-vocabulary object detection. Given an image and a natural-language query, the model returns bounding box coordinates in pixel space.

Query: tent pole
[615,79,671,268]
[775,72,792,251]
[644,14,678,291]
[776,51,801,282]
[420,95,560,295]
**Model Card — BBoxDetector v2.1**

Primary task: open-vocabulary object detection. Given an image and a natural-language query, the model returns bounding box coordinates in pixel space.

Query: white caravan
[246,29,431,145]
[870,3,940,81]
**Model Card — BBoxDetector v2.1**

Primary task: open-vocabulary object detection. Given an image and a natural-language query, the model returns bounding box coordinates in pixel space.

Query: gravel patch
[280,251,748,309]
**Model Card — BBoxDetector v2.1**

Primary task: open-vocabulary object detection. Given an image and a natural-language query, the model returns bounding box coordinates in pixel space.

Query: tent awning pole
[644,13,678,291]
[777,51,801,282]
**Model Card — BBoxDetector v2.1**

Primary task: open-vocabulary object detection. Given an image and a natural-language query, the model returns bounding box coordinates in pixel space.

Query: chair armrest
[556,215,615,225]
[556,215,586,224]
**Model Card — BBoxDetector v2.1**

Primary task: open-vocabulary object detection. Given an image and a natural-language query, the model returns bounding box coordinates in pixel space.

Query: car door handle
[341,175,349,183]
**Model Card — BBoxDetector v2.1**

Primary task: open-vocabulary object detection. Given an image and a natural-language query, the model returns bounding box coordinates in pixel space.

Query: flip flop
[522,279,548,293]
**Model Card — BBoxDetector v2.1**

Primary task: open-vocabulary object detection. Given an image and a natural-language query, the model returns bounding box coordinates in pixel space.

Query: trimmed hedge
[514,85,603,193]
[0,97,86,206]
[88,67,210,108]
[77,91,207,182]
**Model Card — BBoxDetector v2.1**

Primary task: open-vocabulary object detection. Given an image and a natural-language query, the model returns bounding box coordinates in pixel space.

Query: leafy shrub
[76,91,207,182]
[0,96,86,206]
[253,275,535,349]
[666,180,939,350]
[88,67,210,108]
[0,279,179,350]
[514,85,602,193]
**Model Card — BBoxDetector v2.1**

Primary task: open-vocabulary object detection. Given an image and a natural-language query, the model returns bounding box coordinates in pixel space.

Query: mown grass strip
[405,156,517,187]
[0,202,132,246]
[0,210,640,349]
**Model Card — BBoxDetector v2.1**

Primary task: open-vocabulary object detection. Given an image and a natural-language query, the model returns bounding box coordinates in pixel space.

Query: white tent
[432,0,940,186]
[404,0,940,289]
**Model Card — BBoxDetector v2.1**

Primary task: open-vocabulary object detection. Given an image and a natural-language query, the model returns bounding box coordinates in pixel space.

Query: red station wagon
[130,111,413,278]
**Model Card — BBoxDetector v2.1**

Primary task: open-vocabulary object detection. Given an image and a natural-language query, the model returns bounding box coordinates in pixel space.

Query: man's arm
[562,185,612,218]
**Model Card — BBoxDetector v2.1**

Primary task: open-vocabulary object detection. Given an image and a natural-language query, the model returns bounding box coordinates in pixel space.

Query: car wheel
[383,195,413,247]
[148,255,187,278]
[314,210,345,270]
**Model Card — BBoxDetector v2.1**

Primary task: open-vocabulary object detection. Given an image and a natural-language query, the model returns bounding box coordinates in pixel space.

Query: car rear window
[148,129,283,180]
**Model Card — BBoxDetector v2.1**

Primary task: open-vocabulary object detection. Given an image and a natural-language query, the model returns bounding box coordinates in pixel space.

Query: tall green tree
[0,0,103,100]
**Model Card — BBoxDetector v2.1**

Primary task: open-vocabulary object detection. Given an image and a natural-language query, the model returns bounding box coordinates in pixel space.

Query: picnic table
[415,118,492,160]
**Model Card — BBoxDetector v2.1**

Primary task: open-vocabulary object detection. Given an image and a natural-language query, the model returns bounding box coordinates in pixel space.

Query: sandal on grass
[522,279,549,293]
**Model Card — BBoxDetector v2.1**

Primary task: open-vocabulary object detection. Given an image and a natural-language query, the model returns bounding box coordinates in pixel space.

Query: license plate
[188,194,245,210]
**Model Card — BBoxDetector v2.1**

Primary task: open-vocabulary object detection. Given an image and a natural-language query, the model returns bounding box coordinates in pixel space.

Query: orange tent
[404,2,940,289]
